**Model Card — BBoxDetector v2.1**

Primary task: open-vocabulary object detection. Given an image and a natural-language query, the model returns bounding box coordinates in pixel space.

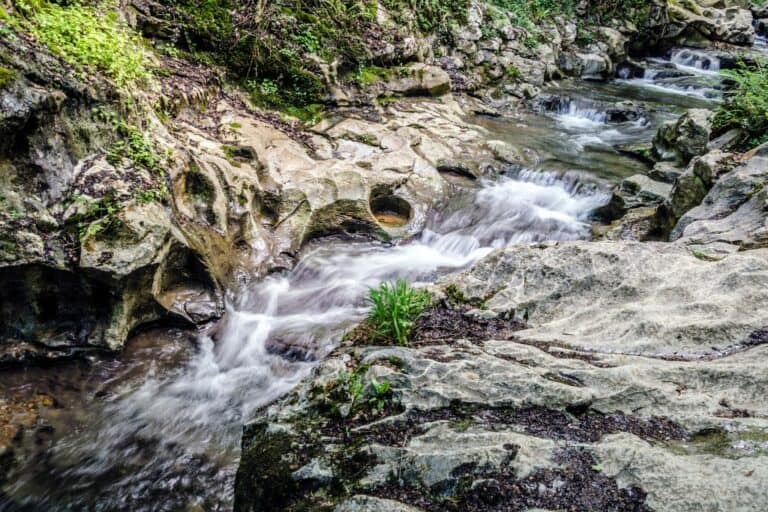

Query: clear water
[619,48,726,104]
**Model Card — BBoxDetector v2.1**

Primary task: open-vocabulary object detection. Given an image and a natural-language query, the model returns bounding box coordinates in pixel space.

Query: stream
[0,47,735,511]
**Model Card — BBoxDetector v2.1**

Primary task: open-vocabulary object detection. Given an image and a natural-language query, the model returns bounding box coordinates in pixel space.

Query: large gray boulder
[666,149,735,222]
[672,152,768,250]
[653,109,713,165]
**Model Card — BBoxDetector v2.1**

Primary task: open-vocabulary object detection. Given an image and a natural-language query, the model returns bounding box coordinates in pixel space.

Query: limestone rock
[383,64,451,97]
[666,149,734,223]
[653,109,713,165]
[236,239,768,511]
[672,152,768,249]
[449,241,768,355]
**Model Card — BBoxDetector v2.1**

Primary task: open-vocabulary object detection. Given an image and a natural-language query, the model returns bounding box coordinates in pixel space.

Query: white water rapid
[4,169,609,510]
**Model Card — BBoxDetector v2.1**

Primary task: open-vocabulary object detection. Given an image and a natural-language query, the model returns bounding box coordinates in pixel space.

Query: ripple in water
[2,171,609,511]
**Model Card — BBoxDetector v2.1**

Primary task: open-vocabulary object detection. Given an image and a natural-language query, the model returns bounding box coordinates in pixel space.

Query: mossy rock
[0,66,16,89]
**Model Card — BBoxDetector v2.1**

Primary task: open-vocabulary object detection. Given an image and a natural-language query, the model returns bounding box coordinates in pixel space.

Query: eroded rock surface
[235,240,768,511]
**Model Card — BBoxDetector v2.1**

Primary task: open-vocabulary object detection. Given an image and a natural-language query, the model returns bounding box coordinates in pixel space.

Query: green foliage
[136,186,169,205]
[714,61,768,150]
[338,367,366,409]
[489,0,575,22]
[367,279,430,346]
[106,121,163,172]
[336,366,393,416]
[170,0,235,53]
[367,377,391,412]
[586,0,652,26]
[17,0,151,88]
[95,109,163,174]
[381,0,469,35]
[355,65,392,86]
[73,192,122,240]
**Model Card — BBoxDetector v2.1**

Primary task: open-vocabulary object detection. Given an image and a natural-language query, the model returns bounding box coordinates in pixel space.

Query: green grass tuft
[367,279,430,346]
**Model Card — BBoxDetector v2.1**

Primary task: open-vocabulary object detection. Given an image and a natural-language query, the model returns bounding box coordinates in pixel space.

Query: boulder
[667,3,756,46]
[383,63,451,97]
[672,152,768,249]
[653,109,713,165]
[666,149,734,222]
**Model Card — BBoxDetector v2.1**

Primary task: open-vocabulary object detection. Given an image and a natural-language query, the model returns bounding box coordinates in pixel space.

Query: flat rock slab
[447,241,768,356]
[235,240,768,512]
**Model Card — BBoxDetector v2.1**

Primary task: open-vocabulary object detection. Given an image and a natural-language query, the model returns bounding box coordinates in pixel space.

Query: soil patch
[372,447,651,511]
[344,302,525,348]
[312,402,687,451]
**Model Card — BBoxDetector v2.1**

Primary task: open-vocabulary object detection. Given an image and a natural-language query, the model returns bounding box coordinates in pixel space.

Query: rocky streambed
[232,49,768,512]
[2,0,768,511]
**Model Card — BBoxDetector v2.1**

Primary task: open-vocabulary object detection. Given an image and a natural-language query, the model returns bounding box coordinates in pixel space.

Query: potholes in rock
[436,163,479,185]
[369,194,412,228]
[373,447,652,512]
[183,165,218,226]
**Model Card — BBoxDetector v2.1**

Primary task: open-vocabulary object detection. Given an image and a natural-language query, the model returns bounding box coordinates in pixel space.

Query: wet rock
[649,161,684,184]
[595,433,768,512]
[448,241,768,355]
[236,237,768,510]
[653,109,713,165]
[665,149,735,226]
[593,206,661,242]
[559,51,612,80]
[620,174,673,206]
[615,142,656,166]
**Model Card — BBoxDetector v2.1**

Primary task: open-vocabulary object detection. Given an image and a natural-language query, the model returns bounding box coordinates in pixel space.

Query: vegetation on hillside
[156,0,656,117]
[11,0,152,88]
[0,0,660,123]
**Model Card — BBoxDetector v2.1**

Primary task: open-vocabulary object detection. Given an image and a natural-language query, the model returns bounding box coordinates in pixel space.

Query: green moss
[106,121,162,172]
[505,65,522,81]
[381,0,469,36]
[18,1,152,89]
[234,422,318,512]
[355,65,392,86]
[0,66,16,89]
[444,284,487,309]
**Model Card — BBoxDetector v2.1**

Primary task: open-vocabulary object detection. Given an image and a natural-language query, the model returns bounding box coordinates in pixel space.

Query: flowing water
[619,48,726,105]
[0,45,749,511]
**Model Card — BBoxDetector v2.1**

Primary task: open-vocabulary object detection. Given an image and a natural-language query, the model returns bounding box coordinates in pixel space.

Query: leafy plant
[74,193,122,240]
[367,279,430,346]
[367,377,392,412]
[714,60,768,149]
[107,121,162,172]
[336,367,393,415]
[338,368,366,409]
